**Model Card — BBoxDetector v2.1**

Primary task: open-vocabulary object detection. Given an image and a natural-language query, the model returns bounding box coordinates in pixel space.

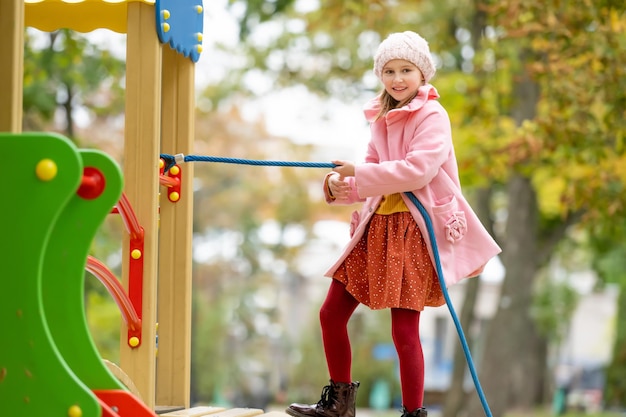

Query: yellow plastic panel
[25,0,155,34]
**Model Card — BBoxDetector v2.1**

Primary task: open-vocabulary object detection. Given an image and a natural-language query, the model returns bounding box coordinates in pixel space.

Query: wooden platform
[156,406,290,417]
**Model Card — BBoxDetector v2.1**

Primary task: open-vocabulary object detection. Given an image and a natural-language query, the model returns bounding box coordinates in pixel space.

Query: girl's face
[381,59,424,104]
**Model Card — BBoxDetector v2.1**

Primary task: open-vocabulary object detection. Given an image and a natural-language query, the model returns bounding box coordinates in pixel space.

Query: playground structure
[0,1,501,416]
[0,1,277,416]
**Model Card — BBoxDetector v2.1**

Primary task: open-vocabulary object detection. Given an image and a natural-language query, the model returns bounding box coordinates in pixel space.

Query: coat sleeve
[355,103,453,198]
[363,133,380,164]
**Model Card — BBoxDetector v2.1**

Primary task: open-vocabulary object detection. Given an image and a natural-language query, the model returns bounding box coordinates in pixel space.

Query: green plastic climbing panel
[0,132,101,416]
[41,148,126,392]
[0,132,156,417]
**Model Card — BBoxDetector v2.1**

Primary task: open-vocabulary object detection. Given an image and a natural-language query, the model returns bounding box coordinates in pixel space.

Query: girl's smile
[381,59,424,103]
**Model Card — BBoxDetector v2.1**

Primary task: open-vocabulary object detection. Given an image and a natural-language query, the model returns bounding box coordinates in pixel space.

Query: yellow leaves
[532,163,582,218]
[609,8,625,33]
[590,57,605,73]
[566,163,599,182]
[539,154,626,221]
[545,10,558,28]
[519,10,535,24]
[533,168,566,217]
[569,51,597,70]
[613,154,626,184]
[495,120,546,167]
[455,115,519,185]
[530,37,553,52]
[589,99,610,131]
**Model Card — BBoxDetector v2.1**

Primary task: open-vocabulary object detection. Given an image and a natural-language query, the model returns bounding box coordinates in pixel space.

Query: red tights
[319,280,425,410]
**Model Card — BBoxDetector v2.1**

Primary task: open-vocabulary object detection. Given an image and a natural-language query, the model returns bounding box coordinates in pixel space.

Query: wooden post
[120,1,162,408]
[0,0,24,132]
[156,46,195,408]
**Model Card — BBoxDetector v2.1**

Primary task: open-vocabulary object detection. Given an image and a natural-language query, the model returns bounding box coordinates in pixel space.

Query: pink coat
[324,85,501,287]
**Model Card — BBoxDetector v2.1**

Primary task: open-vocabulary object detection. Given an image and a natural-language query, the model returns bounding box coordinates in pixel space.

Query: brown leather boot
[286,380,360,417]
[401,406,428,417]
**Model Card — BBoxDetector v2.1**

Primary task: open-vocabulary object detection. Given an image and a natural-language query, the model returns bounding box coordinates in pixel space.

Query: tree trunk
[466,45,557,416]
[467,175,540,417]
[63,83,75,139]
[512,301,549,407]
[605,284,626,408]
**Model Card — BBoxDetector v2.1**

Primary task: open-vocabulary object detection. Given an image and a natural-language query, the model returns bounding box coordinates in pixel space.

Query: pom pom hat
[373,31,437,83]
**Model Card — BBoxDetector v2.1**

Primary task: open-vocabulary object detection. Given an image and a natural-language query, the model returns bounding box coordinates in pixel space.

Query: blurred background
[21,1,626,416]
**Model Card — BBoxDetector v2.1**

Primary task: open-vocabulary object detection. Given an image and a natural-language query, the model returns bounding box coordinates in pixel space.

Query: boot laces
[316,384,337,408]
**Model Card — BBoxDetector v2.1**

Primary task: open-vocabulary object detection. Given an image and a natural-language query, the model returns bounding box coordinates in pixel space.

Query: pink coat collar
[363,84,441,122]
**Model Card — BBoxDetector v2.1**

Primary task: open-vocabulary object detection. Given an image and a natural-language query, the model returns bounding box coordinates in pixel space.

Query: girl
[286,31,501,417]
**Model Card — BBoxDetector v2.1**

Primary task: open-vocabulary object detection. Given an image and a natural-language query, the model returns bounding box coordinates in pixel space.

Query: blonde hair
[375,89,418,121]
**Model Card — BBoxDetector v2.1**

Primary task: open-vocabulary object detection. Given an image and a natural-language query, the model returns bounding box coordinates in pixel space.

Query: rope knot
[160,154,177,173]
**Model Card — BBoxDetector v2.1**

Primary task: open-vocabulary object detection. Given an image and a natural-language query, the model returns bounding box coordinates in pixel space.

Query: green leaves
[23,29,125,139]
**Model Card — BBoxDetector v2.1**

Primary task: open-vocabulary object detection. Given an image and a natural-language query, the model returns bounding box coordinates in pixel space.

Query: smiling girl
[286,31,501,417]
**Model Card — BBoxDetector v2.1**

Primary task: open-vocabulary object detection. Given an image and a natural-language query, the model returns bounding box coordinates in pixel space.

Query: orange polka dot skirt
[333,212,445,311]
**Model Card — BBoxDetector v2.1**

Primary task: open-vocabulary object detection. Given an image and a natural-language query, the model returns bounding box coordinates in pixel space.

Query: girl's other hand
[328,172,352,200]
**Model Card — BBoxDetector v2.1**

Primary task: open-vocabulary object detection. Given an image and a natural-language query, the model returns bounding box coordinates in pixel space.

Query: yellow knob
[68,405,83,417]
[36,159,57,181]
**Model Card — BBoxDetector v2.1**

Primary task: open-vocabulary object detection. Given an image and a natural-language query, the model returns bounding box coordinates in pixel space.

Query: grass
[268,405,626,417]
[341,407,626,417]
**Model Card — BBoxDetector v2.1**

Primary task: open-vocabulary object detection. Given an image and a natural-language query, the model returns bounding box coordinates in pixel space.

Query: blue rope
[160,152,491,416]
[160,153,336,172]
[404,192,492,417]
[186,155,336,168]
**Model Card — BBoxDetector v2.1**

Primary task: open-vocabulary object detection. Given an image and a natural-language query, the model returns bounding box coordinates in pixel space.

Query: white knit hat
[373,31,436,82]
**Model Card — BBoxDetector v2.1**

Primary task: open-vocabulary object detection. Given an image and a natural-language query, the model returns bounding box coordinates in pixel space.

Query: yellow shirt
[375,193,409,214]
